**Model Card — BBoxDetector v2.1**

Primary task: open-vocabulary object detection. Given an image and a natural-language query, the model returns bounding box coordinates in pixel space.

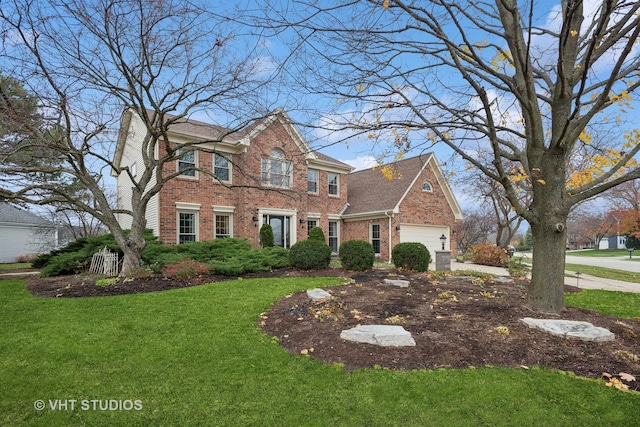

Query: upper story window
[422,181,433,192]
[328,173,339,196]
[177,147,196,177]
[307,169,319,194]
[261,149,292,188]
[214,153,231,182]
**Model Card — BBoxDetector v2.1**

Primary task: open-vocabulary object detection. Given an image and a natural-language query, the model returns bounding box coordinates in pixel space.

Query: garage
[399,224,450,252]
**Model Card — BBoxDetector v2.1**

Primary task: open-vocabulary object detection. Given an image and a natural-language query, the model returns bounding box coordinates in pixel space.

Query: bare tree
[261,0,640,312]
[603,179,640,210]
[0,0,274,275]
[454,208,496,253]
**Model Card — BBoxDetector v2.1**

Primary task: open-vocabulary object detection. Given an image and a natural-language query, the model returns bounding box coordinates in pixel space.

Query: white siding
[0,224,57,263]
[116,112,159,235]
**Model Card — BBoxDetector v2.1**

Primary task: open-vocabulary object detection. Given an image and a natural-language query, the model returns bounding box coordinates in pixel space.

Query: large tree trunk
[528,215,568,313]
[526,151,570,313]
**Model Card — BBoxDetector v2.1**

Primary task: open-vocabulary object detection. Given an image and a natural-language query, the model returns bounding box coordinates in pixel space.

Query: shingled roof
[0,203,52,226]
[343,153,445,216]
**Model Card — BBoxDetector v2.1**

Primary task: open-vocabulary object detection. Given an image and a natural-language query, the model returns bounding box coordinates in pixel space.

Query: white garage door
[0,225,37,263]
[399,224,450,252]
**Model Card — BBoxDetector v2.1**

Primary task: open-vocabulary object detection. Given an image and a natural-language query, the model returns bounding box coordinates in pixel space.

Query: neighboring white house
[598,234,627,250]
[0,203,58,263]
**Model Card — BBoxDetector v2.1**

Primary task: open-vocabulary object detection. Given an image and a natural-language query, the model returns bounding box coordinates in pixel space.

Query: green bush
[392,242,431,272]
[308,226,326,242]
[468,243,509,267]
[35,230,161,276]
[289,239,331,270]
[40,252,91,277]
[259,223,274,248]
[507,256,530,278]
[339,240,375,271]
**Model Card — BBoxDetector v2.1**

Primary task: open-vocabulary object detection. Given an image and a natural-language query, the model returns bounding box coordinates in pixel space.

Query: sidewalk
[450,261,640,294]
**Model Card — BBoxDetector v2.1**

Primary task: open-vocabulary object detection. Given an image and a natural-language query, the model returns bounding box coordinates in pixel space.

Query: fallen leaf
[619,372,636,382]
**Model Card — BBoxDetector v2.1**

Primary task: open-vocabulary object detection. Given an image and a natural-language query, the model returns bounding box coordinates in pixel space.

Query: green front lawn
[567,249,636,258]
[0,263,31,271]
[1,277,638,426]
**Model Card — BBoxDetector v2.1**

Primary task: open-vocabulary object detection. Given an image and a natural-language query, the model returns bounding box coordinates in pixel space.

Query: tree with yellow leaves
[264,0,640,312]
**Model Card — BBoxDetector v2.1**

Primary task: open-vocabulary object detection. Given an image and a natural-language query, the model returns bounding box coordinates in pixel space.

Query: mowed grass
[1,277,639,426]
[565,289,640,318]
[0,262,31,271]
[567,249,636,258]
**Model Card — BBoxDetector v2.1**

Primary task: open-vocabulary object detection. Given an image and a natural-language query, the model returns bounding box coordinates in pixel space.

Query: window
[307,169,319,194]
[215,214,231,238]
[328,220,339,253]
[214,153,230,182]
[261,149,292,188]
[328,173,339,196]
[307,219,318,237]
[370,223,381,255]
[178,212,197,243]
[422,182,433,192]
[177,147,196,177]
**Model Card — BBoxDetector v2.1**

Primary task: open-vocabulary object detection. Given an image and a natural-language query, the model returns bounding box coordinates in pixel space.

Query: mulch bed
[22,267,640,391]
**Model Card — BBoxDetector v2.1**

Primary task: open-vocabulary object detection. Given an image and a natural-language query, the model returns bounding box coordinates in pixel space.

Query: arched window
[261,149,292,188]
[422,181,433,192]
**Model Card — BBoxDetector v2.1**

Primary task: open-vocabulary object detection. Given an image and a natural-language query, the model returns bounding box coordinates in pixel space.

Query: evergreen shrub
[339,240,375,271]
[391,242,431,272]
[289,239,331,270]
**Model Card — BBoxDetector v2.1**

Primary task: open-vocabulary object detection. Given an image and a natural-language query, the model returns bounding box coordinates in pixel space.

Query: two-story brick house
[114,108,463,262]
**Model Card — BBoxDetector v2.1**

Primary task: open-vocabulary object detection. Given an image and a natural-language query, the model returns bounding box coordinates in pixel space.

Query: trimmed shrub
[468,243,509,267]
[339,240,375,271]
[289,239,331,270]
[259,224,275,248]
[308,226,326,242]
[163,259,210,280]
[40,252,91,277]
[391,242,431,272]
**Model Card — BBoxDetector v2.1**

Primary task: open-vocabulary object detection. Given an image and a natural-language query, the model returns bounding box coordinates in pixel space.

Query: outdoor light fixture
[299,218,306,224]
[396,226,401,231]
[440,233,447,250]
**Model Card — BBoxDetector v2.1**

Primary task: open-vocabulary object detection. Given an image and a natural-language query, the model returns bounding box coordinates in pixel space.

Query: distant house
[114,108,463,262]
[0,203,58,263]
[599,235,627,250]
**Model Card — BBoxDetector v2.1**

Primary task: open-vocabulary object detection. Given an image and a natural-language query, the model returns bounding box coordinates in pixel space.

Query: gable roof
[343,153,463,219]
[0,203,53,226]
[113,107,351,172]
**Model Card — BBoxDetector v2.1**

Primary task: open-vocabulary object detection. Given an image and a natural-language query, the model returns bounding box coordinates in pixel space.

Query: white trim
[213,205,236,213]
[176,210,199,244]
[258,208,298,246]
[213,153,232,184]
[307,212,321,219]
[175,202,201,211]
[328,172,340,197]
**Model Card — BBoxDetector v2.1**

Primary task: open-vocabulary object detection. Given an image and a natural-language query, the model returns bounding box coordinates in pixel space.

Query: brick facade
[117,109,463,261]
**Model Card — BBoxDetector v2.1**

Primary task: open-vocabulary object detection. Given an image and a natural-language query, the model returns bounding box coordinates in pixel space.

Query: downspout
[384,211,394,263]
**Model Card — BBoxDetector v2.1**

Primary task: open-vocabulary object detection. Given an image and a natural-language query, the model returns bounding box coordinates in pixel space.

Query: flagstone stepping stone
[520,318,614,342]
[340,325,416,347]
[492,276,514,283]
[307,288,332,301]
[383,278,410,288]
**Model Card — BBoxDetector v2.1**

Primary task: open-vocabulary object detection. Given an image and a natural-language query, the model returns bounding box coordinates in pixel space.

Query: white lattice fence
[89,247,120,276]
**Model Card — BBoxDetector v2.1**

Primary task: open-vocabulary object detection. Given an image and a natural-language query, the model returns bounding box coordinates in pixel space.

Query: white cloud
[339,155,377,171]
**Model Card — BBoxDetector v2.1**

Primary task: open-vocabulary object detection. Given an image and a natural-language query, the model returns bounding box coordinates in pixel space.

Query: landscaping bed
[25,268,639,391]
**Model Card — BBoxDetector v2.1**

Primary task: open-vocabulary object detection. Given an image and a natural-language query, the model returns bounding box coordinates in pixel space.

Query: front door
[265,215,291,248]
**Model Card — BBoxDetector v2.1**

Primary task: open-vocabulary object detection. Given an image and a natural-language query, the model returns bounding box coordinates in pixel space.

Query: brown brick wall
[157,118,348,247]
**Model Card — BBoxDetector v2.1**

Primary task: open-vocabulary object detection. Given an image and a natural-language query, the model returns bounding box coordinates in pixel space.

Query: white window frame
[370,223,381,255]
[328,173,339,196]
[328,220,339,253]
[422,181,433,192]
[307,219,318,237]
[177,147,198,178]
[176,202,200,244]
[214,153,231,183]
[213,205,235,239]
[307,169,319,194]
[261,149,292,188]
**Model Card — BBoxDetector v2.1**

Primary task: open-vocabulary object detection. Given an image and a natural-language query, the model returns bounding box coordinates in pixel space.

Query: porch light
[299,218,306,224]
[440,234,447,250]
